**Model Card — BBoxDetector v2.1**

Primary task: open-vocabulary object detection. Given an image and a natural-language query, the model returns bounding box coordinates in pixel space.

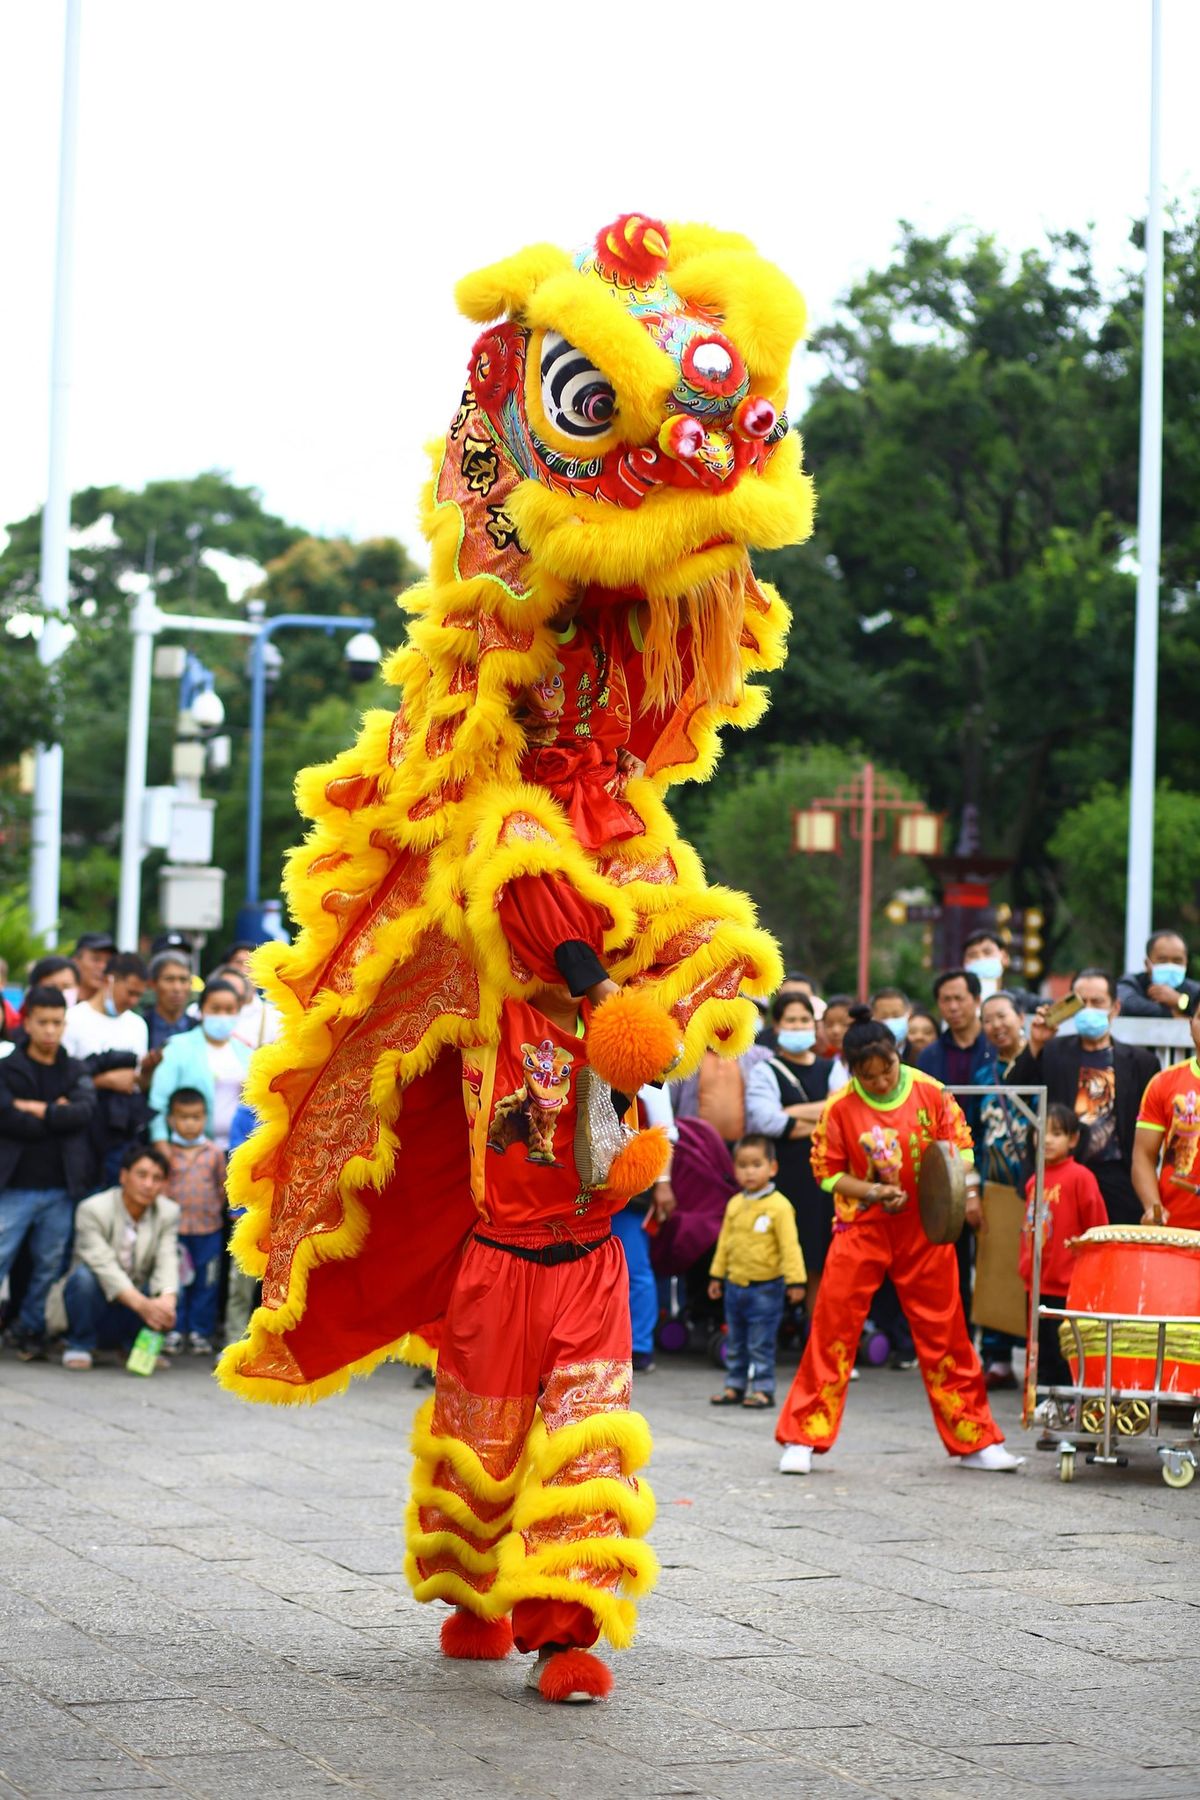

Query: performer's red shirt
[1019,1155,1107,1295]
[810,1066,973,1227]
[1136,1057,1200,1229]
[462,998,618,1233]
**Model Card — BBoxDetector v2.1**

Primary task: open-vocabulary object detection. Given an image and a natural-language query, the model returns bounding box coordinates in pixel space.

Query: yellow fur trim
[454,242,574,322]
[512,1475,657,1541]
[522,272,677,445]
[500,1533,659,1593]
[214,1329,435,1408]
[671,250,807,393]
[667,221,757,262]
[506,431,813,597]
[405,1524,501,1578]
[409,1399,528,1506]
[404,1561,511,1618]
[528,1409,653,1483]
[407,1472,516,1540]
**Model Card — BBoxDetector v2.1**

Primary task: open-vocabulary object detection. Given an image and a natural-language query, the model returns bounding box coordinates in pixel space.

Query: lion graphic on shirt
[860,1124,903,1186]
[1168,1090,1200,1184]
[487,1040,575,1165]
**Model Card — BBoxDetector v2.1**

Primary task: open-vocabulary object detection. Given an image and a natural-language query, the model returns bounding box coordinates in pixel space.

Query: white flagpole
[29,0,83,947]
[1124,0,1164,974]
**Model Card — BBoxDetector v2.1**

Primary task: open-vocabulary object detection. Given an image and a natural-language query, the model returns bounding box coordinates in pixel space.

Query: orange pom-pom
[585,988,683,1095]
[605,1127,669,1198]
[440,1609,513,1660]
[535,1647,614,1703]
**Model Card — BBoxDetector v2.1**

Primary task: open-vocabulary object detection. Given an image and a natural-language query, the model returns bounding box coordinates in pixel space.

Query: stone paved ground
[2,1346,1199,1800]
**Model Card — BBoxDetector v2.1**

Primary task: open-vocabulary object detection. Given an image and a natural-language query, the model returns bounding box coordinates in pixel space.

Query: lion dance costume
[219,213,813,1700]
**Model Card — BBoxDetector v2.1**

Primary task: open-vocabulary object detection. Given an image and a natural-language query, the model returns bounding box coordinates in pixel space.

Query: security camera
[190,688,226,732]
[344,631,382,684]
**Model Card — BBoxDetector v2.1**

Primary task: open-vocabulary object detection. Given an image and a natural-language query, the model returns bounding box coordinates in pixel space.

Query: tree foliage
[1047,783,1200,971]
[0,474,420,942]
[689,745,928,992]
[753,212,1200,958]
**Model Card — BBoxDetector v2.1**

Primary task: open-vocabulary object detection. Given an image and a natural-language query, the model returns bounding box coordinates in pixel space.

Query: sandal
[710,1388,744,1406]
[742,1392,774,1409]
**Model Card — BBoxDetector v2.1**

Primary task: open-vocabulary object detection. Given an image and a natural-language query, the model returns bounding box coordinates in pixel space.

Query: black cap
[74,931,117,954]
[150,931,193,956]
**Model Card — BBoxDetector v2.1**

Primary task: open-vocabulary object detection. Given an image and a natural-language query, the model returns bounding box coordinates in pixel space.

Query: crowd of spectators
[0,930,270,1369]
[636,925,1200,1393]
[1,920,1196,1389]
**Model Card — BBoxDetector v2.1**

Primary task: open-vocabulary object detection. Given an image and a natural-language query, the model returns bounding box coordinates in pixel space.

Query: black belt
[473,1232,612,1266]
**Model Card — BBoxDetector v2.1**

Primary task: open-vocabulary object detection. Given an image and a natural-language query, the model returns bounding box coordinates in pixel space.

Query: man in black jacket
[0,985,97,1359]
[1117,930,1200,1020]
[1007,968,1159,1227]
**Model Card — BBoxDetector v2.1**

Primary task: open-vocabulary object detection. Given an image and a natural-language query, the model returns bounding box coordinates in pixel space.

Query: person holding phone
[1007,970,1158,1227]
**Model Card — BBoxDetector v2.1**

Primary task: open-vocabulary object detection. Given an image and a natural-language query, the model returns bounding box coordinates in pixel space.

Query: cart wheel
[1162,1455,1196,1489]
[1058,1449,1076,1483]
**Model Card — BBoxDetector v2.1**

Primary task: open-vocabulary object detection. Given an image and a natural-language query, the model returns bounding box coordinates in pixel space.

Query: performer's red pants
[405,1230,656,1651]
[777,1204,1003,1456]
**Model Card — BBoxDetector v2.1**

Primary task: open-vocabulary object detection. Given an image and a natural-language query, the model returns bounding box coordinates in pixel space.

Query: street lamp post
[793,762,943,998]
[240,611,379,940]
[116,595,256,950]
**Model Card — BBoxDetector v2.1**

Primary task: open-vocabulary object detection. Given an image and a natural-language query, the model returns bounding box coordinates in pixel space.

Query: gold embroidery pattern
[499,811,555,846]
[260,933,478,1308]
[323,771,379,812]
[925,1354,985,1447]
[432,1366,536,1481]
[795,1338,853,1444]
[594,849,678,888]
[281,849,431,1007]
[540,1360,633,1433]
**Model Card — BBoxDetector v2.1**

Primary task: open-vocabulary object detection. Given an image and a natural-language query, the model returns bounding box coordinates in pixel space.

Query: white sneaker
[778,1444,813,1475]
[959,1442,1024,1472]
[61,1349,92,1371]
[162,1331,183,1356]
[849,1366,860,1381]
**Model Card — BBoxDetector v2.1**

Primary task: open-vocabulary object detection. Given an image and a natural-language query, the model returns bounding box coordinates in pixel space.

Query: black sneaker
[631,1352,656,1372]
[13,1333,46,1363]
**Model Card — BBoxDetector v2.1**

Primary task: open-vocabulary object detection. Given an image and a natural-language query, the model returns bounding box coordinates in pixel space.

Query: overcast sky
[3,0,1195,566]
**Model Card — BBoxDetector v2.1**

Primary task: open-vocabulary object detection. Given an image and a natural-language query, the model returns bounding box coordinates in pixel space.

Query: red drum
[1063,1225,1200,1399]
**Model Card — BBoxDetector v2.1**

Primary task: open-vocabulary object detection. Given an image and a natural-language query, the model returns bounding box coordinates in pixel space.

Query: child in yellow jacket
[708,1134,807,1410]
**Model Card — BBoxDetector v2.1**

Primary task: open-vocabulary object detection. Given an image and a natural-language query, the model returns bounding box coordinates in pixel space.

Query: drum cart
[948,1080,1200,1488]
[1029,1293,1200,1487]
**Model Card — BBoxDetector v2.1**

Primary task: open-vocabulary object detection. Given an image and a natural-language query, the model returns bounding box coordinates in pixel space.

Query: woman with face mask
[744,993,833,1308]
[147,980,253,1151]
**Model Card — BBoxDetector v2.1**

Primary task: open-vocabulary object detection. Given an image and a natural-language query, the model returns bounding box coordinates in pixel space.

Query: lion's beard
[639,556,749,715]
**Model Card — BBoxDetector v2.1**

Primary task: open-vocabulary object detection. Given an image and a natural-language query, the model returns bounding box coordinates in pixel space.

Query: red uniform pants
[405,1231,657,1651]
[777,1204,1003,1457]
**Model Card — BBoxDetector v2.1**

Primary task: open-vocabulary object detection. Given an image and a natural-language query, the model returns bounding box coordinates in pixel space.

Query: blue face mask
[169,1129,203,1146]
[1151,963,1186,989]
[1074,1006,1111,1041]
[884,1015,909,1045]
[968,955,1003,983]
[203,1014,237,1043]
[103,995,119,1019]
[777,1028,816,1054]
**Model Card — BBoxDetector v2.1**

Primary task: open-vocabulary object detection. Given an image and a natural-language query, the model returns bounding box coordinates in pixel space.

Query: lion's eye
[540,332,616,438]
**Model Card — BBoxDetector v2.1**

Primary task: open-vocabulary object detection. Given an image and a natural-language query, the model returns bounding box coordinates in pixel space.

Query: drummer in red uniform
[776,1007,1022,1474]
[1132,1012,1200,1230]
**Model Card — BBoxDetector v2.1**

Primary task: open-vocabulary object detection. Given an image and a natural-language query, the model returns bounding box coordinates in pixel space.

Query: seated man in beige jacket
[46,1143,180,1370]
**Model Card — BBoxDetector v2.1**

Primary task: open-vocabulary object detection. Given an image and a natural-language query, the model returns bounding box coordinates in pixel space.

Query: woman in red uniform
[776,1008,1021,1474]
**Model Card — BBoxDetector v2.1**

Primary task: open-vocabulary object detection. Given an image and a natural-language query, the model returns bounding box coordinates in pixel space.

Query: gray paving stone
[3,1350,1198,1798]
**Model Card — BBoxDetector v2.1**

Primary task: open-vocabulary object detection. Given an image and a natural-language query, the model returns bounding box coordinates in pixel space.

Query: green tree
[1047,783,1200,970]
[755,211,1200,957]
[0,475,421,943]
[688,745,928,991]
